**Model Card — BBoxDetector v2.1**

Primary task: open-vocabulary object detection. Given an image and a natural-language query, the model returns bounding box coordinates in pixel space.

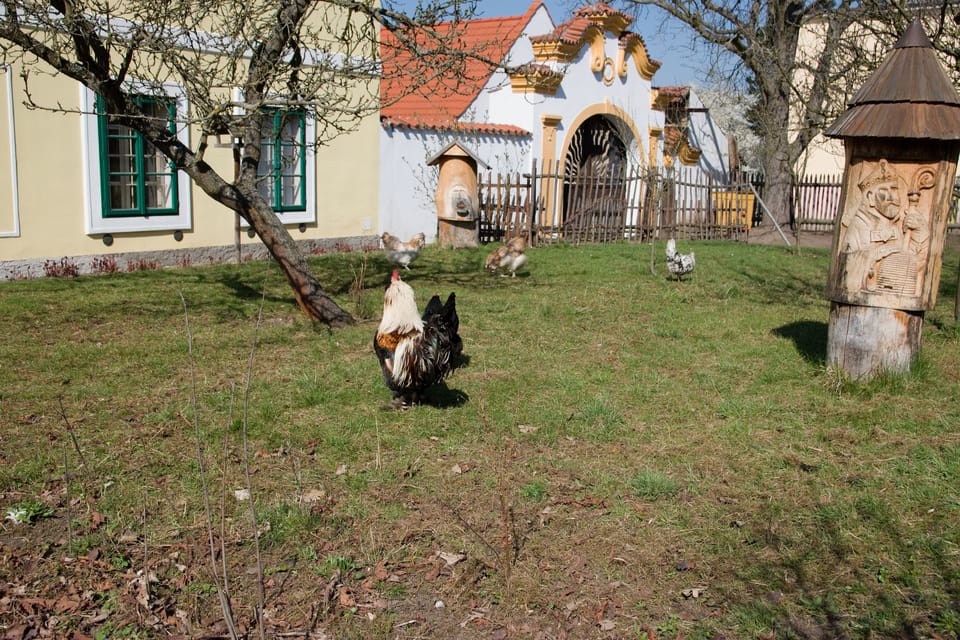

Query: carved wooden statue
[823,19,960,380]
[828,158,942,310]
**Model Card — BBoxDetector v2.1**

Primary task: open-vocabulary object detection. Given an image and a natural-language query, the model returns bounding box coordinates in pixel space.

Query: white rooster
[373,270,462,410]
[665,238,695,281]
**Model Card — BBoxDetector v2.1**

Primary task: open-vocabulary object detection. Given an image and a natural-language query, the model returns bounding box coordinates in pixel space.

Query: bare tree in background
[854,0,960,81]
[619,0,875,242]
[0,0,493,325]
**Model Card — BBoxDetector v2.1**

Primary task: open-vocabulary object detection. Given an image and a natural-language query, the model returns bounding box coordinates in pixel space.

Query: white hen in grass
[665,238,695,281]
[381,232,425,270]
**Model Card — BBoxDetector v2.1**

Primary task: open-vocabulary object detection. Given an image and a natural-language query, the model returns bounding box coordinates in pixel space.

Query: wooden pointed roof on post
[426,140,490,170]
[825,18,960,140]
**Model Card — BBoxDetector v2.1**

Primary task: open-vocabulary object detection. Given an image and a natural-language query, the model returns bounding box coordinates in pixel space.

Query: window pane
[257,142,275,176]
[256,109,306,210]
[109,174,138,210]
[257,143,276,205]
[142,140,167,174]
[259,175,276,205]
[279,115,302,146]
[258,117,278,204]
[278,142,301,176]
[108,136,137,173]
[280,174,301,206]
[144,174,173,208]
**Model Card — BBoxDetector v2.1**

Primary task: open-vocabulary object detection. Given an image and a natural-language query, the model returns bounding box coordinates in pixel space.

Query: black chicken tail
[442,293,463,365]
[441,292,458,332]
[423,292,462,368]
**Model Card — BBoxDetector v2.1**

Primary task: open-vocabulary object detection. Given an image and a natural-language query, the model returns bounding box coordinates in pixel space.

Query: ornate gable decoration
[529,17,607,68]
[509,63,565,94]
[618,32,660,81]
[655,86,703,167]
[526,2,659,87]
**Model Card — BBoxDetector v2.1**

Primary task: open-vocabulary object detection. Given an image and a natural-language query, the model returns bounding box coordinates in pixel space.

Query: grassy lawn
[1,240,959,639]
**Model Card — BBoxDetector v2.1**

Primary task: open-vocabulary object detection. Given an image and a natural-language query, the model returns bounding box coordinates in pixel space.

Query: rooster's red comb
[391,269,400,281]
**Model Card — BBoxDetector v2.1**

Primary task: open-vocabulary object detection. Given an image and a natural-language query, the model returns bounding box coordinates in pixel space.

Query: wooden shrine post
[824,19,960,380]
[428,141,488,249]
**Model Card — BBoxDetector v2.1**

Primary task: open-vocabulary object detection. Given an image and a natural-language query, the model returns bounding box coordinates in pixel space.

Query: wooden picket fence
[793,173,960,231]
[477,160,757,245]
[794,174,842,231]
[477,166,960,246]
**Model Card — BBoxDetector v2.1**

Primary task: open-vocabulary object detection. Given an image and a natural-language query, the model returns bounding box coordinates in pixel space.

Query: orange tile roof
[380,114,530,137]
[530,2,626,44]
[380,1,543,132]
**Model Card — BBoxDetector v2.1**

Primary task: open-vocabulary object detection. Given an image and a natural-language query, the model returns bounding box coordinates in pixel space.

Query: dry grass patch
[1,242,959,639]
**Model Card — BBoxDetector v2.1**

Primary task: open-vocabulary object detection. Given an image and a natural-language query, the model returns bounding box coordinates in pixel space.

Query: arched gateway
[558,111,639,241]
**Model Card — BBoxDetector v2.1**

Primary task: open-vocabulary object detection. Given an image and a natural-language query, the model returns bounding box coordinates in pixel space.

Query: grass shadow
[771,320,828,365]
[421,381,469,409]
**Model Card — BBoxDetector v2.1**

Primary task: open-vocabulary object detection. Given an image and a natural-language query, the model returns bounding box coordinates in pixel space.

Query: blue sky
[387,0,704,87]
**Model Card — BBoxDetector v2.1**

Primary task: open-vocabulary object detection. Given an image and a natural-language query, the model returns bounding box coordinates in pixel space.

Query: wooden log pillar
[822,19,960,381]
[827,303,922,380]
[427,141,488,249]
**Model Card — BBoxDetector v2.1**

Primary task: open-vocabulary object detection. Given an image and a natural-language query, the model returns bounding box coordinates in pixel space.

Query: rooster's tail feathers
[665,238,677,258]
[422,294,443,321]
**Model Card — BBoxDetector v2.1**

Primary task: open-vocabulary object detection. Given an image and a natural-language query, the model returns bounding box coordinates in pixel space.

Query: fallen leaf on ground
[438,552,466,566]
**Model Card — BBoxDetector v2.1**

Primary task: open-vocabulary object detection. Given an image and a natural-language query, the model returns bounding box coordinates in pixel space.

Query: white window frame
[80,81,192,234]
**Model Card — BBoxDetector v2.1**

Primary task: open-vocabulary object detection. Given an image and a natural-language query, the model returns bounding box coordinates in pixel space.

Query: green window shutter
[97,95,179,218]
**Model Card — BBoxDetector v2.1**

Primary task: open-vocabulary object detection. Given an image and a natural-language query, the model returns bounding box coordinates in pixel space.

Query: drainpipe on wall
[234,138,241,264]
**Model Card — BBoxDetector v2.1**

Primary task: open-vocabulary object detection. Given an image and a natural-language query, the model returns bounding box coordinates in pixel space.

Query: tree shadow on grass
[750,490,960,639]
[218,271,289,304]
[771,320,827,366]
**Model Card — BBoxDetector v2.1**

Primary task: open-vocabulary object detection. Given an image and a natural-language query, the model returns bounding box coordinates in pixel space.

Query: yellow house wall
[314,111,380,238]
[791,18,890,178]
[0,61,378,272]
[792,21,851,176]
[3,68,91,259]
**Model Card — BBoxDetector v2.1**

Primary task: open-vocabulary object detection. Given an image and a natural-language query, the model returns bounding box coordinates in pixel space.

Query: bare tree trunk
[185,155,354,327]
[752,149,797,245]
[244,201,354,327]
[749,60,799,245]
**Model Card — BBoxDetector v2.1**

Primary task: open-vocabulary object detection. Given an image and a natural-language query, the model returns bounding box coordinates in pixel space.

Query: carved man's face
[869,182,901,220]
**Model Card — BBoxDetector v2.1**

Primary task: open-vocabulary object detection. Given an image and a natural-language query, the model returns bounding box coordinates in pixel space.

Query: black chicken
[373,270,462,409]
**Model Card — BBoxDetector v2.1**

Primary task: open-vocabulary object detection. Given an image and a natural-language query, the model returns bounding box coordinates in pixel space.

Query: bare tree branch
[619,0,868,238]
[0,0,499,324]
